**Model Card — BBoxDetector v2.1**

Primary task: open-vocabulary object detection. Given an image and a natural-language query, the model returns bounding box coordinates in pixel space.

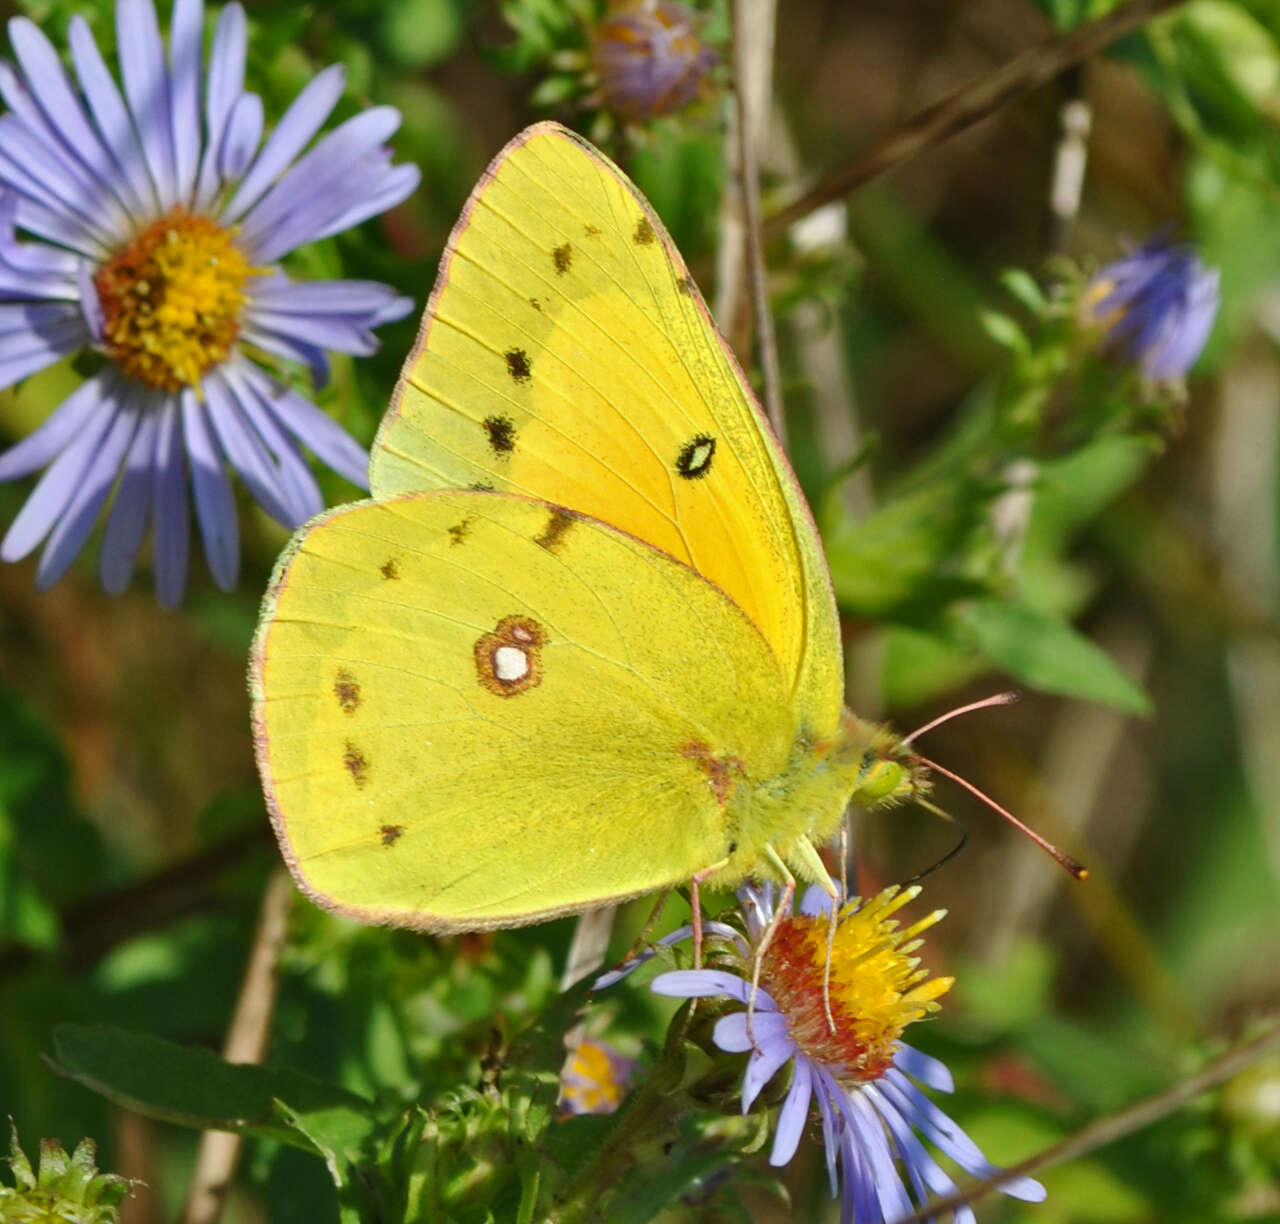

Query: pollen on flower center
[95,208,257,392]
[758,886,953,1085]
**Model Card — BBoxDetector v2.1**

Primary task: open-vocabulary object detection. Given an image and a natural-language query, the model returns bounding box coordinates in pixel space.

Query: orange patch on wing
[680,739,745,806]
[474,615,549,697]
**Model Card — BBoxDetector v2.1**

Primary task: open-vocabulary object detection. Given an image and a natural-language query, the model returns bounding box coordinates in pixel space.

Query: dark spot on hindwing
[633,216,655,245]
[474,615,547,698]
[504,347,532,383]
[552,242,572,274]
[529,297,543,312]
[343,741,370,789]
[534,508,574,553]
[333,669,361,714]
[448,518,471,546]
[675,433,716,479]
[380,558,400,580]
[380,824,404,846]
[584,223,601,237]
[676,276,693,296]
[483,414,516,456]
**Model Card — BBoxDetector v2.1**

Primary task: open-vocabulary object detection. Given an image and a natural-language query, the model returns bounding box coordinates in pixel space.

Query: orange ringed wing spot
[474,615,548,697]
[680,739,745,806]
[333,669,361,714]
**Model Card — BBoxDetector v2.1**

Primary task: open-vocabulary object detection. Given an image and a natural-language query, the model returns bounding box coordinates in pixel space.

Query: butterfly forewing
[373,123,843,738]
[251,490,794,930]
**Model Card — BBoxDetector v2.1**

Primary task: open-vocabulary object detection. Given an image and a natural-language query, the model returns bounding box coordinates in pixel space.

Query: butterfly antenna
[900,797,969,886]
[902,691,1019,745]
[911,752,1088,880]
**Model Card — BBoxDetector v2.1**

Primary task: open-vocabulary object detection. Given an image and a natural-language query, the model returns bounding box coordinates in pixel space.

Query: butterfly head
[841,716,933,811]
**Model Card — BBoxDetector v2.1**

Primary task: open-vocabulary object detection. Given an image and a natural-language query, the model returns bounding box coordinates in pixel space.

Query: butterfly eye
[853,758,907,805]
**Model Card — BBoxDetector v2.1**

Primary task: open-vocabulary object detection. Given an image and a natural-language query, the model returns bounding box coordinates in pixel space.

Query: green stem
[544,1045,687,1224]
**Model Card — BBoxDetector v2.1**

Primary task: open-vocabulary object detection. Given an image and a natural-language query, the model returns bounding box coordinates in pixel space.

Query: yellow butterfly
[249,122,932,933]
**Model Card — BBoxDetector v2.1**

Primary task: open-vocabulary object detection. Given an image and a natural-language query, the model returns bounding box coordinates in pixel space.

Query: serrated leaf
[951,600,1151,713]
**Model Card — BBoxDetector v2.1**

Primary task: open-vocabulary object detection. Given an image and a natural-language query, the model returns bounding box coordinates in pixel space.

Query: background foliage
[0,0,1278,1220]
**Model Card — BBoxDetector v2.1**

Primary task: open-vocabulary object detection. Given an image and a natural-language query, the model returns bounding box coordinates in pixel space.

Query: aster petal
[234,362,369,488]
[879,1072,1046,1202]
[241,312,377,357]
[864,1082,957,1201]
[0,370,106,480]
[650,969,756,1003]
[300,162,421,249]
[168,0,202,204]
[893,1044,954,1094]
[220,64,346,223]
[181,388,238,589]
[0,194,82,291]
[217,92,263,182]
[67,16,159,218]
[202,368,299,527]
[800,884,836,918]
[234,107,402,255]
[151,396,189,608]
[742,1033,799,1113]
[0,119,113,257]
[0,312,90,392]
[100,405,158,595]
[848,1091,914,1221]
[194,3,247,208]
[769,1057,813,1166]
[810,1069,842,1196]
[117,0,179,207]
[712,1008,787,1054]
[839,1118,882,1224]
[247,274,412,319]
[247,157,418,264]
[4,21,134,235]
[219,364,323,524]
[35,400,139,588]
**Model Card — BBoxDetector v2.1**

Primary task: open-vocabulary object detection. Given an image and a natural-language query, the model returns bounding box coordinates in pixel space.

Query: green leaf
[49,1025,376,1154]
[951,600,1151,713]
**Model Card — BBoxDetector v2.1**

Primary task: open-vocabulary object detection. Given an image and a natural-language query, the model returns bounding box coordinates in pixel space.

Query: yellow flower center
[94,207,257,391]
[758,887,953,1085]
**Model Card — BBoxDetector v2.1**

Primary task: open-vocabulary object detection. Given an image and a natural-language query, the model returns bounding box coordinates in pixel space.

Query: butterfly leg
[688,857,729,969]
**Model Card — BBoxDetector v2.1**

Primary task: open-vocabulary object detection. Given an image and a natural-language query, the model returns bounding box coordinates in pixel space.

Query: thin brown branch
[732,0,785,445]
[180,869,294,1224]
[889,1019,1280,1224]
[764,0,1192,240]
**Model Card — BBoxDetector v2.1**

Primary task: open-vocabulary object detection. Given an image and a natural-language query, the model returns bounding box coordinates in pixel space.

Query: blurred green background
[0,0,1278,1220]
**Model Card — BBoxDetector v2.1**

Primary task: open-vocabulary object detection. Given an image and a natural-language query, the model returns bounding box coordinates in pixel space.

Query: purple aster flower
[649,884,1047,1224]
[590,1,717,124]
[0,0,419,606]
[559,1036,637,1116]
[1084,237,1220,381]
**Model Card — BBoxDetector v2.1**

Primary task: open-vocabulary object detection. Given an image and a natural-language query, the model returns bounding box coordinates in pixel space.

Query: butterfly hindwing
[373,122,843,737]
[251,489,794,930]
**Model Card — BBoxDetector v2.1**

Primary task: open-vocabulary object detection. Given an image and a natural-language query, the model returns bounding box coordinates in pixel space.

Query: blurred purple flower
[650,883,1047,1224]
[0,0,419,606]
[1085,237,1220,381]
[590,0,717,123]
[560,1037,636,1116]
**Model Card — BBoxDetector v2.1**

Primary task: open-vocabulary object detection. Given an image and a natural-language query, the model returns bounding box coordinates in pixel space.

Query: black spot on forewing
[343,741,370,789]
[381,558,400,580]
[380,824,403,846]
[676,276,693,296]
[333,669,360,714]
[529,297,543,312]
[633,217,655,246]
[552,242,572,274]
[675,433,716,479]
[483,415,516,456]
[534,508,574,553]
[505,347,532,383]
[584,223,601,237]
[470,480,495,492]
